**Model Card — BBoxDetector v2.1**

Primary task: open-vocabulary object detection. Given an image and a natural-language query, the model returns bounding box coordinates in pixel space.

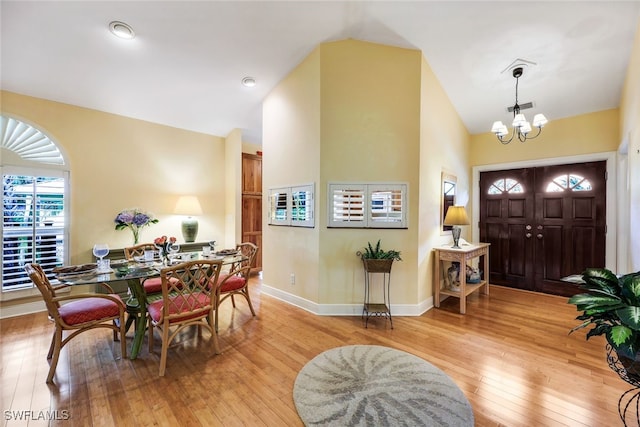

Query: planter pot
[607,345,640,385]
[362,259,394,273]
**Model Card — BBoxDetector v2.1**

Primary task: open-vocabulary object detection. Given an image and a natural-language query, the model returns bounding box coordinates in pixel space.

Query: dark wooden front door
[479,161,606,297]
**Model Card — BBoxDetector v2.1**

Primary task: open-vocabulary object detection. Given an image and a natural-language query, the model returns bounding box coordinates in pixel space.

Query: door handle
[537,234,543,239]
[526,233,532,238]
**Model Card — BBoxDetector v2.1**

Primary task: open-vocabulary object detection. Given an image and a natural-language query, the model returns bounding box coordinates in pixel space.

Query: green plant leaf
[620,274,640,305]
[582,268,619,293]
[616,306,640,331]
[609,325,634,346]
[568,293,621,309]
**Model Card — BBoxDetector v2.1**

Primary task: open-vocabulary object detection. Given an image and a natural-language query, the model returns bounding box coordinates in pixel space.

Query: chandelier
[491,67,548,144]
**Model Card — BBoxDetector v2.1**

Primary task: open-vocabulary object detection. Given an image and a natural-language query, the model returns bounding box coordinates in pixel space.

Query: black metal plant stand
[361,259,393,329]
[607,344,640,426]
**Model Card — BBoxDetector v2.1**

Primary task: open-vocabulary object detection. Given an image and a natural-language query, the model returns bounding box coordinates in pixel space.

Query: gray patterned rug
[293,345,474,426]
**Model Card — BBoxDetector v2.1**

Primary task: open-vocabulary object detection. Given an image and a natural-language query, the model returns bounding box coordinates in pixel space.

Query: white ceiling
[2,1,639,145]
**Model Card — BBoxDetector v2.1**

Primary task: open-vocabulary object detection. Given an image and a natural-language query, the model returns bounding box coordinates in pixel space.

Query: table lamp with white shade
[174,196,203,243]
[443,205,470,249]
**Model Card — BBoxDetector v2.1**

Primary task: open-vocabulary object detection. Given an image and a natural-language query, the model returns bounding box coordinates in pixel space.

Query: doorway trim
[472,151,617,272]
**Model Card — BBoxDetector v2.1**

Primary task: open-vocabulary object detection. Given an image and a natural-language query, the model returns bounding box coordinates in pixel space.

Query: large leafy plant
[357,240,402,261]
[569,268,640,359]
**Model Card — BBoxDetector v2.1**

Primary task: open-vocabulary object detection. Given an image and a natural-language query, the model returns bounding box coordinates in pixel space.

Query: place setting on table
[53,239,244,285]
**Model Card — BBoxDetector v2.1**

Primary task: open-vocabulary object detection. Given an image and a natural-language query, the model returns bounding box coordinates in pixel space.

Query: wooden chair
[214,242,259,332]
[147,259,223,376]
[124,243,165,294]
[24,263,127,383]
[123,243,176,332]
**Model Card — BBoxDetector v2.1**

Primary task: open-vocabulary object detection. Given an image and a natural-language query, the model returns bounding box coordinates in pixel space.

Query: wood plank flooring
[0,278,634,426]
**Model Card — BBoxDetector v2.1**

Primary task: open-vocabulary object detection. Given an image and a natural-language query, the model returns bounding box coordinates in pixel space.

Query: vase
[132,227,140,245]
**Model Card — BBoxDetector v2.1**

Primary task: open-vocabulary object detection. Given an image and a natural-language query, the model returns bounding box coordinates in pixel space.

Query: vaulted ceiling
[2,1,638,145]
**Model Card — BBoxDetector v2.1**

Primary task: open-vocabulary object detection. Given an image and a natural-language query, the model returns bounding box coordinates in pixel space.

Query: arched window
[1,116,69,293]
[487,178,524,195]
[546,174,592,192]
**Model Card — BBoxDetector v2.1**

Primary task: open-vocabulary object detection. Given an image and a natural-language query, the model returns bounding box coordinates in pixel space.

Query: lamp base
[451,226,462,249]
[181,217,198,243]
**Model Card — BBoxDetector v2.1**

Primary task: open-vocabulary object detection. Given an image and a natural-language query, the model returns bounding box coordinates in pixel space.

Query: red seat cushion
[59,295,123,325]
[143,276,180,294]
[219,274,246,293]
[148,293,211,323]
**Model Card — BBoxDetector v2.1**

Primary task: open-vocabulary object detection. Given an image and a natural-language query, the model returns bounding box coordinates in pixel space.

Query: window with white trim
[268,184,315,227]
[328,182,408,228]
[268,187,290,226]
[2,168,68,290]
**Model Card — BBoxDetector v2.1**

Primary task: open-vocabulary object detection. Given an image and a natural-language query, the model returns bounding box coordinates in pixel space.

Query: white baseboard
[1,300,46,319]
[1,286,435,319]
[260,283,434,316]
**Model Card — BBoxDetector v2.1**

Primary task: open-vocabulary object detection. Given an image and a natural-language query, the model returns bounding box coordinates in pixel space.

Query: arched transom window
[546,174,592,192]
[1,116,64,165]
[487,178,524,195]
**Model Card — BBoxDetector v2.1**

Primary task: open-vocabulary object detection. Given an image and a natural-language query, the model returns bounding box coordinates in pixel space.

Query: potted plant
[568,268,640,371]
[356,240,402,273]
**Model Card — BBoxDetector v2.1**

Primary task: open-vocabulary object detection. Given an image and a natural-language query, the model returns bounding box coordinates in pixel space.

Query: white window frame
[290,184,315,228]
[268,187,290,226]
[268,184,315,228]
[328,182,408,228]
[1,165,70,298]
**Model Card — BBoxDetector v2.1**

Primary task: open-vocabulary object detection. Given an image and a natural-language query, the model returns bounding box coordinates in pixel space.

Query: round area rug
[293,345,474,426]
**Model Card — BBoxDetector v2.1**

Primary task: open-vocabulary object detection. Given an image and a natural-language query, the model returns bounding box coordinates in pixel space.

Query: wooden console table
[433,243,490,314]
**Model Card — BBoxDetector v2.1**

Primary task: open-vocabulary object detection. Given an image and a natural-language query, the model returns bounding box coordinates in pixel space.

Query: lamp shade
[174,196,203,216]
[443,206,470,226]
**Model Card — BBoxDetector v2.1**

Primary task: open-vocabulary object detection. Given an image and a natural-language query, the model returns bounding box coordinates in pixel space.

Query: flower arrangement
[114,208,159,244]
[154,235,178,264]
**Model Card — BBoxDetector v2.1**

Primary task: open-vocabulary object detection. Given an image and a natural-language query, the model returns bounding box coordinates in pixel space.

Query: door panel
[480,161,606,297]
[533,161,606,296]
[480,168,534,291]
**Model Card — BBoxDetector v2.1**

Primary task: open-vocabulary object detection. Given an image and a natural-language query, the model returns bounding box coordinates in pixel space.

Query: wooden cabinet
[242,153,262,272]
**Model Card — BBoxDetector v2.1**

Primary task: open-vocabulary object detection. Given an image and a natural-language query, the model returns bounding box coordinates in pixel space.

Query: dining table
[55,251,247,359]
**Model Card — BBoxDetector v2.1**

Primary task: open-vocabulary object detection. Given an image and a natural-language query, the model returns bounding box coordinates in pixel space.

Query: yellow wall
[262,47,322,303]
[1,91,227,265]
[263,39,470,311]
[470,109,620,166]
[318,40,421,305]
[620,17,640,271]
[419,57,471,303]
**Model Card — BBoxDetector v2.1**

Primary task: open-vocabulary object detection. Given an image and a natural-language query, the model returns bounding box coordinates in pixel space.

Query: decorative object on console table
[174,196,202,243]
[443,206,470,249]
[154,235,178,266]
[356,240,402,329]
[114,208,159,244]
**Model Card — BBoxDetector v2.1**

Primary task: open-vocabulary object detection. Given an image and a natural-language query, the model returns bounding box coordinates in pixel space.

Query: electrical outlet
[290,273,295,285]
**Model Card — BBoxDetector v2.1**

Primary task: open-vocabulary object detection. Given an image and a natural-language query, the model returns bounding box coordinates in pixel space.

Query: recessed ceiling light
[241,77,256,87]
[109,21,135,40]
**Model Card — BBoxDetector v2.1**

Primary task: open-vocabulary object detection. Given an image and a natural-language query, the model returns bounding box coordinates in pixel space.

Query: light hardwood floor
[0,277,634,426]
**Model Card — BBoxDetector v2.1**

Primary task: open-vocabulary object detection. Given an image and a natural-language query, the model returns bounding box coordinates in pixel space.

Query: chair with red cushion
[147,259,223,376]
[214,242,259,332]
[24,263,127,383]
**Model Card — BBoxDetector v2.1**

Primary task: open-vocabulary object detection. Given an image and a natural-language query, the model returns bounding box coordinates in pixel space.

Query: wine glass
[93,243,109,271]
